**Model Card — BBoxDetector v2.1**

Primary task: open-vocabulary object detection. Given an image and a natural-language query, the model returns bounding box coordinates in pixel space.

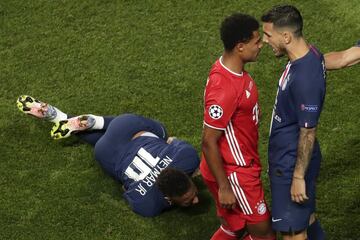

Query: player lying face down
[17,95,200,217]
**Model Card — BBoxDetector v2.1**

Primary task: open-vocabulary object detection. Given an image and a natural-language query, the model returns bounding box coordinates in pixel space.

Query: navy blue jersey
[268,46,326,183]
[117,137,199,217]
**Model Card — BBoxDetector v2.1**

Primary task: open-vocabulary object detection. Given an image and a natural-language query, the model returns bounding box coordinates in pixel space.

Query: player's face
[170,181,199,207]
[262,22,286,57]
[240,31,263,62]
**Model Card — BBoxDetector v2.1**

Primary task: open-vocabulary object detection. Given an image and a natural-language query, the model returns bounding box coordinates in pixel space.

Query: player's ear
[236,42,245,52]
[282,31,292,44]
[164,196,173,205]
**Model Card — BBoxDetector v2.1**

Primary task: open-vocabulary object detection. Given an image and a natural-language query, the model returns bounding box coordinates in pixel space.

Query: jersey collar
[219,56,244,77]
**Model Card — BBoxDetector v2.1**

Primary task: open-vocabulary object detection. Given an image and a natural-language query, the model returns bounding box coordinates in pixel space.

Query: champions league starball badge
[209,105,223,119]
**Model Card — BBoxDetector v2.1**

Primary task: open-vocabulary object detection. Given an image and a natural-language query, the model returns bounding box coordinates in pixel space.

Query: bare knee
[246,219,275,238]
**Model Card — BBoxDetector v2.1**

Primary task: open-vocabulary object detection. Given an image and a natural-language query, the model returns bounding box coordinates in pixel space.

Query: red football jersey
[201,57,262,181]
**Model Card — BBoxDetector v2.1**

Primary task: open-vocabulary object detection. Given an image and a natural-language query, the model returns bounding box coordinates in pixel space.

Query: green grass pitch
[0,0,359,239]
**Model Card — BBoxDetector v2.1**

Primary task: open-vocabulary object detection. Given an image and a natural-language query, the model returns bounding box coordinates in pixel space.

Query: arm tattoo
[294,127,316,178]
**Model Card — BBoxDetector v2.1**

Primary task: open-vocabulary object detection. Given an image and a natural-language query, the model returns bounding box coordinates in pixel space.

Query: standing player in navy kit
[16,95,200,217]
[262,5,326,240]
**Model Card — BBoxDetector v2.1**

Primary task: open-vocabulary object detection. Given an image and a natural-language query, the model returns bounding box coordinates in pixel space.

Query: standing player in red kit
[200,13,275,240]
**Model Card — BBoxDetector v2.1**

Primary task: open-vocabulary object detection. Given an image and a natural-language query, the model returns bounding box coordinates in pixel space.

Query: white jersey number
[124,148,161,181]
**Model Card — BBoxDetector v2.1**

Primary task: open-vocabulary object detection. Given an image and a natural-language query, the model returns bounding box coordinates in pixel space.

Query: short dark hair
[156,168,191,198]
[261,5,303,37]
[220,13,259,51]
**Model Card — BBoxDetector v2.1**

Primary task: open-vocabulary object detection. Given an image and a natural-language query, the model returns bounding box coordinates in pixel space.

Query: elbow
[201,138,210,152]
[202,137,215,154]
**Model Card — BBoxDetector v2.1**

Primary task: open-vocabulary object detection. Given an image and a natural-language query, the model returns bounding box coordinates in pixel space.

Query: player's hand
[191,168,201,178]
[290,177,309,203]
[218,186,236,209]
[166,136,176,144]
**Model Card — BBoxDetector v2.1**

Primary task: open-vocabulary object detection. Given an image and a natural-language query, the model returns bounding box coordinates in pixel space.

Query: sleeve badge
[209,105,223,119]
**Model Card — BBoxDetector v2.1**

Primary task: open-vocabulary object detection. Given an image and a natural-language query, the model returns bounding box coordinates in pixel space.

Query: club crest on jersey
[209,105,223,119]
[255,200,267,215]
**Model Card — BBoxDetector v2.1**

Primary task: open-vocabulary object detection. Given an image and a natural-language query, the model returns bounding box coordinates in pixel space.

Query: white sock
[88,114,104,130]
[49,106,68,123]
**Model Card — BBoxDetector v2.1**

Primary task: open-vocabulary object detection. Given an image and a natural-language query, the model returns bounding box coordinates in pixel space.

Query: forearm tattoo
[294,127,316,177]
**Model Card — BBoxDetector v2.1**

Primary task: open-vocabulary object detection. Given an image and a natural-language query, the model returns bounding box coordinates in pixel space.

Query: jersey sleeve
[290,66,326,128]
[204,73,238,130]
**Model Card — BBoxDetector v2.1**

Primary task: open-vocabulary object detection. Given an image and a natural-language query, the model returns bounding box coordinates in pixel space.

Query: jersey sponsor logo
[301,104,319,112]
[245,90,251,99]
[255,200,267,215]
[209,105,223,119]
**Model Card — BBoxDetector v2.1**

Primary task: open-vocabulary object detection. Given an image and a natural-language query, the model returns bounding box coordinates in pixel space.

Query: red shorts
[203,171,270,231]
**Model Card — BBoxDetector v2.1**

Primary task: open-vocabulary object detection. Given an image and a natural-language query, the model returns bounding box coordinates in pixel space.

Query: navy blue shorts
[94,114,168,177]
[270,179,316,232]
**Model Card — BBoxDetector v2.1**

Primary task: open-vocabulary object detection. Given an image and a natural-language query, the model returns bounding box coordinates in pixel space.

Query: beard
[273,46,286,58]
[275,52,285,58]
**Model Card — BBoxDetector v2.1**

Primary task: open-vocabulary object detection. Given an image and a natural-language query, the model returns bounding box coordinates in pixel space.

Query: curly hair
[156,168,191,198]
[220,13,259,51]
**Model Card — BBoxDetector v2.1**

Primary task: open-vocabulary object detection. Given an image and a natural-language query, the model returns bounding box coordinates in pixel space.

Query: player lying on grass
[324,40,360,70]
[16,95,200,217]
